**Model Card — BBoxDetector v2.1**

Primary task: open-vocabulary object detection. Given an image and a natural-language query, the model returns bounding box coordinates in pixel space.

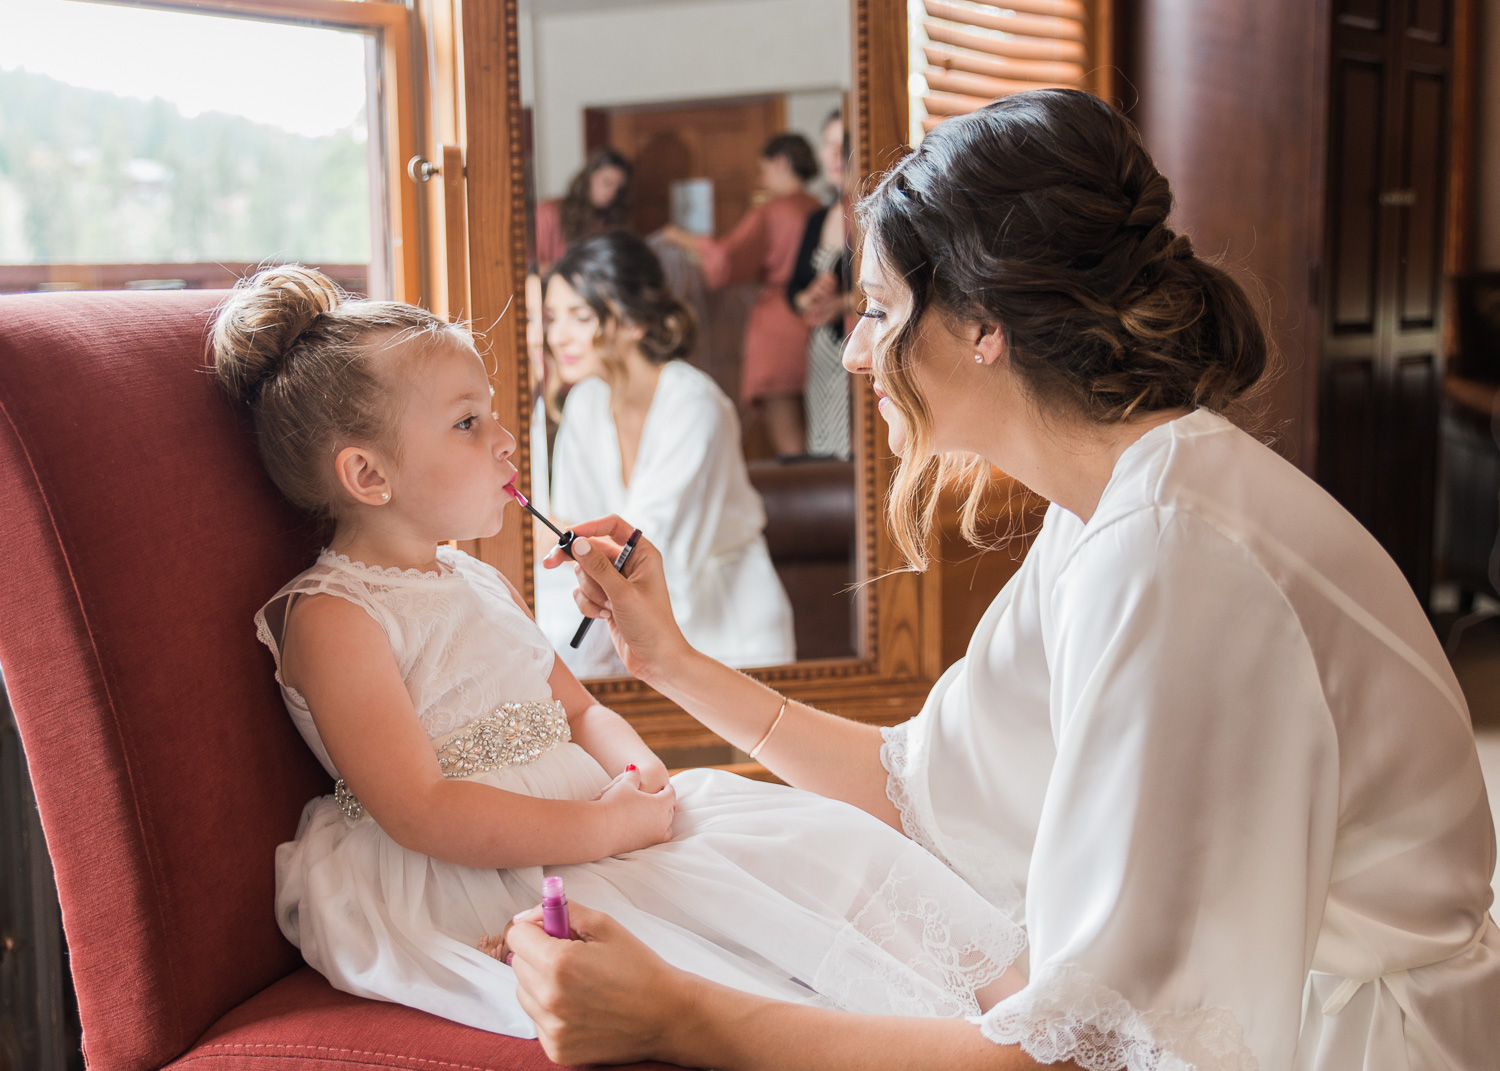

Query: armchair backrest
[0,291,327,1070]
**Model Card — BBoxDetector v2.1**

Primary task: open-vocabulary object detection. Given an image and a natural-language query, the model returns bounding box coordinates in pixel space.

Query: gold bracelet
[748,695,789,761]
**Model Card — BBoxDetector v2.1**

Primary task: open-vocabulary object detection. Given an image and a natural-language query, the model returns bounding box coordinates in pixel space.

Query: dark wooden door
[1320,0,1453,603]
[583,95,785,238]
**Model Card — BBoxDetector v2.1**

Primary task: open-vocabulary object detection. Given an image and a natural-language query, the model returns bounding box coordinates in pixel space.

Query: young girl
[213,265,1024,1038]
[541,231,795,677]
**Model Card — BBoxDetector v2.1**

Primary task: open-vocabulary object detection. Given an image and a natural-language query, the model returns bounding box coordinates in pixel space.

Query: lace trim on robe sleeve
[880,722,1026,923]
[811,849,1027,1018]
[879,722,951,865]
[973,963,1258,1071]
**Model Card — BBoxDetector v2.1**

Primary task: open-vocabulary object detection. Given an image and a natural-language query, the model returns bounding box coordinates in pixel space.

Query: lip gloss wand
[504,483,575,555]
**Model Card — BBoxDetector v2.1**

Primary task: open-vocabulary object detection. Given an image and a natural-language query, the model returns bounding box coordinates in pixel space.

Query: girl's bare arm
[282,593,673,868]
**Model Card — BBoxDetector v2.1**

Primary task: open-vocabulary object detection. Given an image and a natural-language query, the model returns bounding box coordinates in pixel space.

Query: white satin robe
[540,360,795,677]
[882,409,1498,1070]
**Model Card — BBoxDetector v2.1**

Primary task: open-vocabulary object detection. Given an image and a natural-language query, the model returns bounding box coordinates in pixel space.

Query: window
[907,0,1110,141]
[0,0,416,298]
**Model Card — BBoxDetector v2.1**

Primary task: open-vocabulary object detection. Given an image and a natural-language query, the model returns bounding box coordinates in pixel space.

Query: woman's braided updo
[858,88,1269,566]
[210,264,466,520]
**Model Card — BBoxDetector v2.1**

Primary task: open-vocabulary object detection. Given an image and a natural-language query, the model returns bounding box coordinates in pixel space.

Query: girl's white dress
[883,409,1499,1070]
[540,360,796,678]
[258,548,1022,1038]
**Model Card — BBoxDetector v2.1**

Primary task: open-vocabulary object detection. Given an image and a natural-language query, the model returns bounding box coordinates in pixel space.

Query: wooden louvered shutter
[909,0,1110,136]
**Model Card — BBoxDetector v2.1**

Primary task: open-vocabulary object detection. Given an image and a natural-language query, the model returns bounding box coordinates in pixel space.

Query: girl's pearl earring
[379,491,390,502]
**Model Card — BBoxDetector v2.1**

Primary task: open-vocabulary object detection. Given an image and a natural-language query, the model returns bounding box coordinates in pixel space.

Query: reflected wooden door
[1320,0,1453,603]
[584,95,785,238]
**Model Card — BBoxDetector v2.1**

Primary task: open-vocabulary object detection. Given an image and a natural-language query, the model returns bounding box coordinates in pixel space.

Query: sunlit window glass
[0,0,386,295]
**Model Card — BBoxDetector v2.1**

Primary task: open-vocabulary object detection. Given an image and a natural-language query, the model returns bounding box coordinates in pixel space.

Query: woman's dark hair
[559,148,633,246]
[857,88,1269,566]
[762,132,819,182]
[547,231,697,386]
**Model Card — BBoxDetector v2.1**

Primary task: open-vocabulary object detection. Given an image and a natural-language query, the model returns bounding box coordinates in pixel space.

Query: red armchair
[0,290,677,1071]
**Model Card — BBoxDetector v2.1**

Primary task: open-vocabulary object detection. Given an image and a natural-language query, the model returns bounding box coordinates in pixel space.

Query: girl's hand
[509,903,697,1067]
[543,517,694,687]
[634,759,670,793]
[596,766,676,854]
[591,760,670,799]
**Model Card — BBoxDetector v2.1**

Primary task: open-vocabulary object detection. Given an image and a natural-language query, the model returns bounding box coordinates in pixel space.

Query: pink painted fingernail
[504,952,514,966]
[626,763,637,771]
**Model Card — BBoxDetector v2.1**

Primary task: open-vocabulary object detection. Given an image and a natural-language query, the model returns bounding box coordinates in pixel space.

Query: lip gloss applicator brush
[505,484,575,555]
[504,484,640,650]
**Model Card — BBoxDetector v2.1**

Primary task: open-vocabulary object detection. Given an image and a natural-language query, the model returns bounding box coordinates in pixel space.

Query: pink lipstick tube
[541,875,571,940]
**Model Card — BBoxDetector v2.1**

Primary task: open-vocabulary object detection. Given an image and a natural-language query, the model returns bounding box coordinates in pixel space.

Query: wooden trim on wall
[463,0,532,605]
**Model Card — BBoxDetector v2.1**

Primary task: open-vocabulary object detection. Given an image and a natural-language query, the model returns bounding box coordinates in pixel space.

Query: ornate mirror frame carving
[459,0,939,754]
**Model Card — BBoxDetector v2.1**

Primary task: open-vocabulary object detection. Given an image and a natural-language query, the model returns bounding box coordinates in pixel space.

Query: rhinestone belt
[333,699,571,820]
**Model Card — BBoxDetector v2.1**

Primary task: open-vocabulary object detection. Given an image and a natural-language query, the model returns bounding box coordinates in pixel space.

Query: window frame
[76,0,422,300]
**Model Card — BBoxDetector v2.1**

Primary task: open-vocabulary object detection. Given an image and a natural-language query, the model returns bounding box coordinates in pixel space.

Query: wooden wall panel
[1330,58,1386,333]
[1406,0,1450,42]
[1401,70,1446,326]
[1389,352,1440,580]
[1338,0,1387,30]
[1319,358,1377,518]
[1126,0,1331,469]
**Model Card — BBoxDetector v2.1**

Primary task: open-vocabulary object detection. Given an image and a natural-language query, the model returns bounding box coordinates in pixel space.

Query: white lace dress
[258,548,1022,1038]
[882,409,1499,1070]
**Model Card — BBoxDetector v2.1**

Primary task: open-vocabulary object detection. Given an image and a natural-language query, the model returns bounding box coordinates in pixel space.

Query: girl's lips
[873,383,888,401]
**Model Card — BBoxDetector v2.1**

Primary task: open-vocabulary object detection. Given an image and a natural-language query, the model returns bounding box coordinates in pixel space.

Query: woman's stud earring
[379,491,390,502]
[974,353,985,364]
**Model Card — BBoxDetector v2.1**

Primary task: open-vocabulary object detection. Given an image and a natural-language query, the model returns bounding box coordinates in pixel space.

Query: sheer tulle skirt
[276,745,1023,1037]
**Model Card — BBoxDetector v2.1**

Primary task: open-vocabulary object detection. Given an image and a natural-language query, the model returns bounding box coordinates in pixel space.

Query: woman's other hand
[595,766,676,854]
[509,903,695,1067]
[544,516,693,686]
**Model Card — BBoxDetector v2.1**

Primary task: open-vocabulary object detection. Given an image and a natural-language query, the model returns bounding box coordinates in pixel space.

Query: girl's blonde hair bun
[212,265,345,406]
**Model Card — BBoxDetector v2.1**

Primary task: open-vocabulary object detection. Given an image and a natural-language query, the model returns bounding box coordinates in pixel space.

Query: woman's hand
[795,271,842,325]
[508,903,697,1067]
[595,766,676,854]
[544,516,694,687]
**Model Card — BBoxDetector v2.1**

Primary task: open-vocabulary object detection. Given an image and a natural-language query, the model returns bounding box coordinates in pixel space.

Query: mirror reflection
[518,0,857,678]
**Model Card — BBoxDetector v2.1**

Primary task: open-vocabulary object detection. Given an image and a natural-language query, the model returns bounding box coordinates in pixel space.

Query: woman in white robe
[506,90,1497,1070]
[536,231,794,677]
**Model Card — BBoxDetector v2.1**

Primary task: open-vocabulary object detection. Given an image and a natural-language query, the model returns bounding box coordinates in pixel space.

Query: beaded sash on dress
[333,699,571,820]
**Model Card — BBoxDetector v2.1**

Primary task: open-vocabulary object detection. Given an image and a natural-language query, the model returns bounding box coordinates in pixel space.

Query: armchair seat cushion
[167,967,678,1071]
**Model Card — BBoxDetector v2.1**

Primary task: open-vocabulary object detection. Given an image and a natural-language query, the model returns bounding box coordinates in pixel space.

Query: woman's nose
[843,318,873,374]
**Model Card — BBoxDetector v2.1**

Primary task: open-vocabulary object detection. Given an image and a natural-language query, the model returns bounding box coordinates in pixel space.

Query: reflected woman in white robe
[509,90,1498,1071]
[537,230,795,677]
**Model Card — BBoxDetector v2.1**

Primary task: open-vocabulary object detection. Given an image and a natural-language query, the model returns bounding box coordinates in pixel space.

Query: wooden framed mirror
[454,0,939,764]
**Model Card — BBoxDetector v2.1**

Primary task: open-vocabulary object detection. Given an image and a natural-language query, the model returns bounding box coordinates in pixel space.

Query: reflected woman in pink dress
[661,134,820,458]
